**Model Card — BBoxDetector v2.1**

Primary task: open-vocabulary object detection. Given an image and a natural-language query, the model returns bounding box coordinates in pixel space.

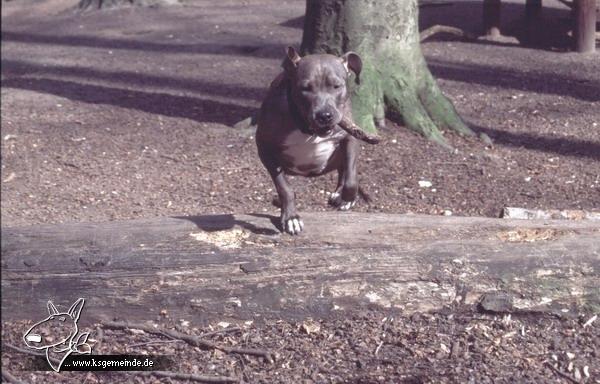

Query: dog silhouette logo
[23,298,92,372]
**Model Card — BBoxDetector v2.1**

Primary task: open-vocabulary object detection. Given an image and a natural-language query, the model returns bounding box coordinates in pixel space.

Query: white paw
[328,192,356,211]
[283,217,304,235]
[328,192,342,206]
[339,200,356,211]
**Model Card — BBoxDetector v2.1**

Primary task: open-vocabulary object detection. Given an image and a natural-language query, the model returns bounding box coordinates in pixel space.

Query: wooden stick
[1,369,28,384]
[200,327,242,338]
[139,371,239,383]
[102,321,273,362]
[3,343,61,364]
[127,339,183,349]
[420,25,477,42]
[545,361,581,384]
[339,116,381,144]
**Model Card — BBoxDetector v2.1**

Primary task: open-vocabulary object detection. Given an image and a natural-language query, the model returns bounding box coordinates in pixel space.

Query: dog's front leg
[329,137,360,211]
[258,146,303,235]
[273,170,303,234]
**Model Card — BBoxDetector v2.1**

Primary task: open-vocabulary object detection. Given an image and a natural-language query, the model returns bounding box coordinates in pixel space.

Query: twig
[3,343,61,364]
[545,361,581,384]
[374,341,384,355]
[339,116,381,144]
[420,25,477,42]
[101,321,273,362]
[235,355,251,383]
[159,154,180,163]
[127,339,183,349]
[2,369,28,384]
[138,371,239,383]
[200,327,242,338]
[582,314,597,328]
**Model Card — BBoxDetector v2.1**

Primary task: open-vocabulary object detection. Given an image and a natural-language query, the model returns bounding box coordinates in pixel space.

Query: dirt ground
[2,309,600,383]
[1,0,599,382]
[1,0,599,227]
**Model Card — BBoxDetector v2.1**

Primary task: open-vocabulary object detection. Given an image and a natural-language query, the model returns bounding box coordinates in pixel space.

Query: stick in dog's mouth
[338,116,381,144]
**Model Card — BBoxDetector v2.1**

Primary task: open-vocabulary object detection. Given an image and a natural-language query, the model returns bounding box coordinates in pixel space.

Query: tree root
[384,77,450,147]
[348,59,472,147]
[419,72,474,137]
[420,25,477,42]
[102,321,274,363]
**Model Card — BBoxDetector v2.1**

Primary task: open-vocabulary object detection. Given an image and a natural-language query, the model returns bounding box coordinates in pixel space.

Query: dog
[23,298,91,372]
[256,47,363,235]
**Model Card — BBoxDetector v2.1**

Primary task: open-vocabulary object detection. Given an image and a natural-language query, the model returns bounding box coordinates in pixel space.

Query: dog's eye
[333,84,343,90]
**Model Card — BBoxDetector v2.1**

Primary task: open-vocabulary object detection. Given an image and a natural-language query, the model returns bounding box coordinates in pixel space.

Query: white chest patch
[282,130,341,175]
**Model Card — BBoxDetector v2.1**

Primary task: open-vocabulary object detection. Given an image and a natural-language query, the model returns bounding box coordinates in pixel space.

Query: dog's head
[283,47,362,136]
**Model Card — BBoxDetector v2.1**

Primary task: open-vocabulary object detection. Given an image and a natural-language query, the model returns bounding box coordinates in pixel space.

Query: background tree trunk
[573,0,597,53]
[301,0,474,145]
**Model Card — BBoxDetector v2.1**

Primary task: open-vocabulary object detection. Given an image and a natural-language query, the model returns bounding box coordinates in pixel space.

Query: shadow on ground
[174,214,280,235]
[1,76,256,126]
[1,30,284,58]
[473,125,600,160]
[428,59,600,102]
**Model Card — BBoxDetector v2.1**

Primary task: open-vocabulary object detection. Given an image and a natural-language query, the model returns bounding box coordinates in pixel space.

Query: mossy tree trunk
[301,0,474,145]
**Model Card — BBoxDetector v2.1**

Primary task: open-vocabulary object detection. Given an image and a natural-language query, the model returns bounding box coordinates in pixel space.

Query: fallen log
[2,213,599,324]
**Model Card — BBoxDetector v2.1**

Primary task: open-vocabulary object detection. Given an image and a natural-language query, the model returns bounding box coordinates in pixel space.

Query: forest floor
[1,0,599,227]
[1,0,599,382]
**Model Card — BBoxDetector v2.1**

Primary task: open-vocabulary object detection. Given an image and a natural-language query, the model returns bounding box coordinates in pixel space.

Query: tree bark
[2,213,599,324]
[483,0,502,37]
[300,0,473,145]
[524,0,542,44]
[573,0,597,53]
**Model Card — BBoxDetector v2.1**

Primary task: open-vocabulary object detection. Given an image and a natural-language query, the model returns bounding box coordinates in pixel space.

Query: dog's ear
[67,298,85,323]
[341,52,362,85]
[47,301,59,316]
[282,46,301,74]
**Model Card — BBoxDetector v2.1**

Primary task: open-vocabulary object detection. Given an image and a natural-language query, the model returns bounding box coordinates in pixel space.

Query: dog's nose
[26,334,42,343]
[315,111,333,125]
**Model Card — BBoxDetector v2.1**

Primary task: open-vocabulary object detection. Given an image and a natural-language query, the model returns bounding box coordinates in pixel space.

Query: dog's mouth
[313,125,335,137]
[310,118,340,137]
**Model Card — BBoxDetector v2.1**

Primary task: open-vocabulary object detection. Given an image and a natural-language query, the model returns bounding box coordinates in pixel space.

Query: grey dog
[256,47,363,235]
